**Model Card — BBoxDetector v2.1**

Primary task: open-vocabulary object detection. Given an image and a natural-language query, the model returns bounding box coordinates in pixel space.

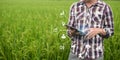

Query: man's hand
[85,28,106,40]
[68,29,80,37]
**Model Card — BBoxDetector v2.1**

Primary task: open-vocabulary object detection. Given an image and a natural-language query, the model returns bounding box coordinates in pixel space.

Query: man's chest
[75,5,105,28]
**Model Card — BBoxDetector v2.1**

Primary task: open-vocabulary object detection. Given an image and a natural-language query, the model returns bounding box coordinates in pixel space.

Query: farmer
[67,0,114,60]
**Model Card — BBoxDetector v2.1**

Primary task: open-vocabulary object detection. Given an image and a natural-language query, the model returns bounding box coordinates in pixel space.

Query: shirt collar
[79,0,104,7]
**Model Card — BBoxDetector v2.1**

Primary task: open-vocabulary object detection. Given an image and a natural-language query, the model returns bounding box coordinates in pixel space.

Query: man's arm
[102,5,114,38]
[67,3,76,37]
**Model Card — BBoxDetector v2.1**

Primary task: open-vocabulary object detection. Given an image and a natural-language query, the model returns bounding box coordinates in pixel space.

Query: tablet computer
[65,25,87,36]
[65,25,78,31]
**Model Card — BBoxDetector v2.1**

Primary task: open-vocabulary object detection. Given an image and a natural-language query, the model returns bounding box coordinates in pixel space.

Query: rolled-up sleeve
[103,5,114,38]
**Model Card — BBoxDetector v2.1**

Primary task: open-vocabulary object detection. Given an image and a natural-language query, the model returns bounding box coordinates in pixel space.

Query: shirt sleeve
[67,3,76,38]
[103,5,114,38]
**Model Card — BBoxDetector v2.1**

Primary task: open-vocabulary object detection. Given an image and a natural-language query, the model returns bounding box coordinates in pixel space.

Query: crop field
[0,0,120,60]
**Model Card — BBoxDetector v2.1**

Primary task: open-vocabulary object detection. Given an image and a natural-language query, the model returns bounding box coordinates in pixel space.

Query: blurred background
[0,0,120,60]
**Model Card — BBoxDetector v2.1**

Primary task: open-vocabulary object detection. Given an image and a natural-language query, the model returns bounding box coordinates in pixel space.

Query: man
[67,0,114,60]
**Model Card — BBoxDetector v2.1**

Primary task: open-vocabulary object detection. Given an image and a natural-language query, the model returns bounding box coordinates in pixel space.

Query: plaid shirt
[67,0,114,60]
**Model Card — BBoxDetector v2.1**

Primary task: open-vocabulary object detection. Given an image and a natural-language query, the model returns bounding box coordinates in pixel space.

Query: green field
[0,0,120,60]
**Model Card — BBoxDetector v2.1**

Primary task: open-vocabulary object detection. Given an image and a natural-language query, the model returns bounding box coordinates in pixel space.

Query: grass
[0,0,120,60]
